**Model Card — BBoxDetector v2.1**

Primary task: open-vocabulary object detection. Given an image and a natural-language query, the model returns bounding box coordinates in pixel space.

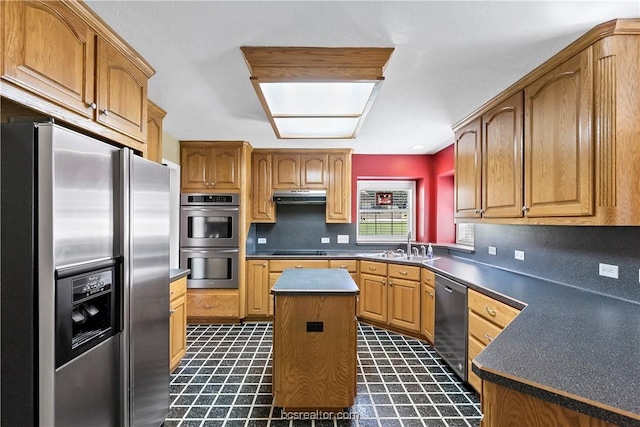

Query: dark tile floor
[165,322,481,427]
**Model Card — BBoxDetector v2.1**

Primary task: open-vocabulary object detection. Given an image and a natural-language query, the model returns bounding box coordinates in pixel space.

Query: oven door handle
[181,207,239,212]
[181,248,239,254]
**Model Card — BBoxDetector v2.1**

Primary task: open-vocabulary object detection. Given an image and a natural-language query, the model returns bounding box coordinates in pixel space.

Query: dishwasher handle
[435,274,467,295]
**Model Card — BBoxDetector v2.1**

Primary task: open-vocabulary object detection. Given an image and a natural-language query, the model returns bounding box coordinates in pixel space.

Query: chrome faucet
[407,230,412,256]
[420,245,426,258]
[412,247,419,257]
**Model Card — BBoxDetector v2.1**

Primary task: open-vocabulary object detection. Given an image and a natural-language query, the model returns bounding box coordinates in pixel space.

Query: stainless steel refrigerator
[1,121,170,426]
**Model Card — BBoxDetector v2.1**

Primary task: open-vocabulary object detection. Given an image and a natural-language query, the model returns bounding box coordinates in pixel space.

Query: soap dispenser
[427,243,434,259]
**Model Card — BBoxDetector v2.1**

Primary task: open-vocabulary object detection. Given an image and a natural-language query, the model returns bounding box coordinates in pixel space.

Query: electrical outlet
[321,237,330,244]
[599,263,618,279]
[257,237,267,244]
[488,246,497,255]
[337,235,349,244]
[514,250,525,261]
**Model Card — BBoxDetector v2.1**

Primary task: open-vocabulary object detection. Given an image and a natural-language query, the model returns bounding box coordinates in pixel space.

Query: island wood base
[481,381,618,427]
[273,294,357,409]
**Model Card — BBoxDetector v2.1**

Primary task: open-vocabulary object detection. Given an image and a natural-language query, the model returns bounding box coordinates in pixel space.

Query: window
[357,180,416,243]
[456,223,475,246]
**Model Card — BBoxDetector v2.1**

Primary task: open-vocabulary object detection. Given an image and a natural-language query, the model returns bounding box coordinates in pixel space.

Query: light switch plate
[321,237,330,244]
[488,246,497,255]
[257,237,267,244]
[337,235,349,244]
[514,250,525,261]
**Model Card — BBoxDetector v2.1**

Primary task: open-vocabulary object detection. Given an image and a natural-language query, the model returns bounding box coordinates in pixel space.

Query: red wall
[351,154,433,242]
[351,145,455,243]
[433,145,455,243]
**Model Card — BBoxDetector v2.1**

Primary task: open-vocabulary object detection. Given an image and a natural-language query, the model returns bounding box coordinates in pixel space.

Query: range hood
[272,189,327,204]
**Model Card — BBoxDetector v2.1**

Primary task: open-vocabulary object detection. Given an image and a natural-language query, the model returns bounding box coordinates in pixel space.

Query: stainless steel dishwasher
[434,274,467,382]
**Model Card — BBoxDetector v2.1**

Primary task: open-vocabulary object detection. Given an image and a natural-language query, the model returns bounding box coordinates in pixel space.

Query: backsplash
[450,224,640,303]
[248,204,399,252]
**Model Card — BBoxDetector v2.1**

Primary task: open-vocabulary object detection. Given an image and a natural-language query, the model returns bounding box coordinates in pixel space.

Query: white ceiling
[86,1,639,154]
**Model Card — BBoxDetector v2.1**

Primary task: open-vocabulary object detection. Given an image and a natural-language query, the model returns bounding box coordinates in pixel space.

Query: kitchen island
[271,268,359,410]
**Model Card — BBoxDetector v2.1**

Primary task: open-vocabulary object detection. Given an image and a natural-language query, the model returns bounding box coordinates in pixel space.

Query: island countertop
[271,268,359,295]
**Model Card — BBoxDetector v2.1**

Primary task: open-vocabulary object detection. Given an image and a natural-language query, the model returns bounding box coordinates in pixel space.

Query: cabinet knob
[428,292,434,298]
[474,209,480,215]
[399,271,408,276]
[388,280,393,286]
[382,280,386,286]
[479,209,485,214]
[329,214,334,218]
[101,109,110,116]
[169,309,175,314]
[88,102,97,110]
[485,334,494,342]
[522,206,529,213]
[295,265,303,269]
[262,263,267,267]
[484,306,497,317]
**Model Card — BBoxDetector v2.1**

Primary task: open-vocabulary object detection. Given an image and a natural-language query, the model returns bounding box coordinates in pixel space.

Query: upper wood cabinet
[95,38,148,141]
[273,153,327,189]
[180,141,242,192]
[327,153,352,223]
[251,149,352,223]
[524,48,593,218]
[145,101,166,164]
[2,1,96,118]
[482,91,524,218]
[252,152,275,222]
[453,20,640,225]
[1,1,154,149]
[454,117,482,219]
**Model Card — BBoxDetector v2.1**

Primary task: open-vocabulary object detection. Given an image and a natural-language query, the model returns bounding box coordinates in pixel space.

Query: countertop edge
[170,268,190,282]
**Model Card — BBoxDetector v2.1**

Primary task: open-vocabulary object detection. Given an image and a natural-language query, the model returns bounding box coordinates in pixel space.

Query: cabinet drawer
[468,310,503,346]
[269,259,329,272]
[422,268,435,286]
[360,260,387,276]
[388,263,420,281]
[468,288,520,329]
[329,259,357,272]
[187,290,239,318]
[170,277,187,301]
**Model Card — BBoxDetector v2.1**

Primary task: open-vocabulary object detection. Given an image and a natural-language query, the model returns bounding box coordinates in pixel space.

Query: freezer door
[127,153,170,426]
[50,124,120,268]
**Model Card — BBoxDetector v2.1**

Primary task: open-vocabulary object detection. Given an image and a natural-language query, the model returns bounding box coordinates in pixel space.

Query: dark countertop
[271,268,359,295]
[170,268,190,282]
[249,250,640,424]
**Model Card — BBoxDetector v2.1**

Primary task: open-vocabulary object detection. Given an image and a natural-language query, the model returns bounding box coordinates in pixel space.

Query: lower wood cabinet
[481,381,617,427]
[187,289,240,321]
[467,288,520,396]
[359,261,421,333]
[246,260,270,317]
[421,269,435,343]
[169,277,187,372]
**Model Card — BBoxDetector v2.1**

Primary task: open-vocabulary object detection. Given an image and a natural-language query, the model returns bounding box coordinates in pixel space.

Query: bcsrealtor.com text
[280,410,359,420]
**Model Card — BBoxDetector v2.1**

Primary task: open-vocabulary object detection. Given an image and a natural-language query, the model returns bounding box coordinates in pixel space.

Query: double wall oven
[180,193,239,289]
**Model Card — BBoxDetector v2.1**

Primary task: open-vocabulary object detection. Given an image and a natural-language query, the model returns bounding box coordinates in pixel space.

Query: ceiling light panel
[274,117,361,139]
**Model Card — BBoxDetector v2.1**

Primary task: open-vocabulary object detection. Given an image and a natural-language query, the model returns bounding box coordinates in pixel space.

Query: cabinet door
[210,146,240,190]
[181,146,210,191]
[454,117,482,218]
[327,153,351,223]
[169,294,187,372]
[96,38,148,141]
[524,48,594,217]
[252,153,275,222]
[359,273,387,323]
[246,260,270,316]
[482,91,524,218]
[300,154,327,188]
[422,283,435,343]
[2,1,96,118]
[273,154,300,188]
[145,101,166,163]
[388,277,420,332]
